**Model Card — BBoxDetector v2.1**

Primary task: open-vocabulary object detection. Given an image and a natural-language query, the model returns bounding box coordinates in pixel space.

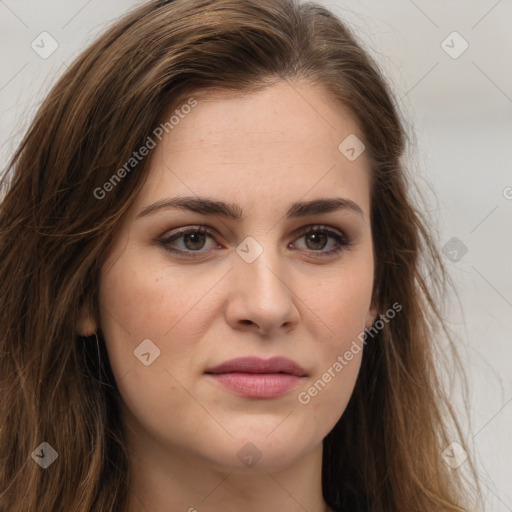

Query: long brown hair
[0,0,478,510]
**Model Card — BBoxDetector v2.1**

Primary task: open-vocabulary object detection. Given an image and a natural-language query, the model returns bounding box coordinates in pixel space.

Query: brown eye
[160,226,216,255]
[291,226,350,257]
[159,225,350,259]
[304,232,329,251]
[182,231,207,250]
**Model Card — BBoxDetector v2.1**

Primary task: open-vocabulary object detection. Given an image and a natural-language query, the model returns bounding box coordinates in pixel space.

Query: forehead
[133,81,371,217]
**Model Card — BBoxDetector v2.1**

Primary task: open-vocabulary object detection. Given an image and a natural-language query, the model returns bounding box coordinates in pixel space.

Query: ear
[364,304,378,330]
[76,301,97,337]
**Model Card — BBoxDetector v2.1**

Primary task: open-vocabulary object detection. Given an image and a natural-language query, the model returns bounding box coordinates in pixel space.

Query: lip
[205,356,307,398]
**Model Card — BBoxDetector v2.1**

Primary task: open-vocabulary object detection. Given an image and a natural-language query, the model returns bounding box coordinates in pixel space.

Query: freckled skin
[80,80,377,512]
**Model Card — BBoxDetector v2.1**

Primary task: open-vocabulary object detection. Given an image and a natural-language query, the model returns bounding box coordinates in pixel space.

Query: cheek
[294,259,372,424]
[297,353,362,439]
[96,255,217,447]
[304,256,374,343]
[98,253,210,341]
[97,250,224,387]
[296,298,365,433]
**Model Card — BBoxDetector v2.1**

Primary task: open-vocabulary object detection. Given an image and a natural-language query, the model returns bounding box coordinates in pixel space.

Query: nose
[224,241,300,336]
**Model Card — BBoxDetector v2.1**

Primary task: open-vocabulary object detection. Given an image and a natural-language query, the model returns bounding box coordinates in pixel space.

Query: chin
[203,427,319,473]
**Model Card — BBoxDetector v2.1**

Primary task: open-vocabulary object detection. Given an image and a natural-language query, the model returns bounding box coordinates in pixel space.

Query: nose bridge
[235,233,289,298]
[229,233,298,332]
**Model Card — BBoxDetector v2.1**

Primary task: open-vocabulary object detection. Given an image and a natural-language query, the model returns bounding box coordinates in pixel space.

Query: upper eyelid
[160,224,347,240]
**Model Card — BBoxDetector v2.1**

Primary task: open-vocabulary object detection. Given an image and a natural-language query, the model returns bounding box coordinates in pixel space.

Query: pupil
[185,233,205,250]
[307,233,327,250]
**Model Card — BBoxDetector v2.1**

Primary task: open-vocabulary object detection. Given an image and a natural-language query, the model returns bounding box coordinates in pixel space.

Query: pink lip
[205,356,307,398]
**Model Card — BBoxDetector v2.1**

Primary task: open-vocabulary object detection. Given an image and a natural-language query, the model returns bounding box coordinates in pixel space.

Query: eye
[159,226,217,255]
[158,224,351,258]
[289,225,351,257]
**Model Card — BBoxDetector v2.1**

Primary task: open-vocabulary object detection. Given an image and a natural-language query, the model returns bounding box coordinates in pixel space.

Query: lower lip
[207,372,303,398]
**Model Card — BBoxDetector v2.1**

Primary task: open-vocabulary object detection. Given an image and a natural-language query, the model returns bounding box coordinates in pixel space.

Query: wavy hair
[0,0,478,510]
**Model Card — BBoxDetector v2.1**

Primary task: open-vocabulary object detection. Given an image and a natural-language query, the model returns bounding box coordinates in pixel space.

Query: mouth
[204,356,307,399]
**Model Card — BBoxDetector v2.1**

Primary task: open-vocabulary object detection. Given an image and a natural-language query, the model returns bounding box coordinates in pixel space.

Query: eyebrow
[137,195,364,220]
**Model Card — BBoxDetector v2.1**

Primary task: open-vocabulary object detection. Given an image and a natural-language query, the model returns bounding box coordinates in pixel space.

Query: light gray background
[1,1,511,510]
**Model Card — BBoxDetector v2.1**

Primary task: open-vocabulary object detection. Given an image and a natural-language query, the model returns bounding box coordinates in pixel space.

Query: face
[82,80,376,473]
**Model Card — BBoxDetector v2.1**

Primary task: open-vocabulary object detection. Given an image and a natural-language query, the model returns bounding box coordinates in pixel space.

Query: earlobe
[76,302,97,337]
[365,305,378,330]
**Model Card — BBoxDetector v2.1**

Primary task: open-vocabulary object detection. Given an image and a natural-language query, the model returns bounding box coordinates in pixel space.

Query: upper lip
[205,356,307,377]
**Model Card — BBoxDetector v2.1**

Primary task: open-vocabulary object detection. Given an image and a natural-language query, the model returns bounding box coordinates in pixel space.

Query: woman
[0,0,478,510]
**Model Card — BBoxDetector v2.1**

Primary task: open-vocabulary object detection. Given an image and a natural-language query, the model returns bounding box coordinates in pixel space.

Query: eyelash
[158,225,351,258]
